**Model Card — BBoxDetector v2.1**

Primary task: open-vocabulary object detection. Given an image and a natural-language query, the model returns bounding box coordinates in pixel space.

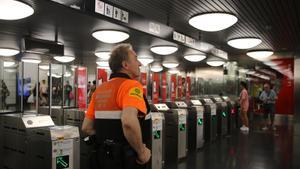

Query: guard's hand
[136,145,151,165]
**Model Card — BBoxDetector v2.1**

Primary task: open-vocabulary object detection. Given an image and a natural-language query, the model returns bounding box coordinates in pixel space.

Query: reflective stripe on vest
[95,110,122,119]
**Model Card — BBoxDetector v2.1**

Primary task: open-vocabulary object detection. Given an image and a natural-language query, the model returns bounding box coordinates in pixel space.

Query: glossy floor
[166,126,297,169]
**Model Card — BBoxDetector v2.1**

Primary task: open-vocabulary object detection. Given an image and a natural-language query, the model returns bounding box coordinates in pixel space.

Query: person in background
[88,80,96,103]
[39,79,48,105]
[87,81,91,93]
[239,81,249,132]
[82,43,151,169]
[1,80,10,109]
[259,83,277,131]
[64,80,72,106]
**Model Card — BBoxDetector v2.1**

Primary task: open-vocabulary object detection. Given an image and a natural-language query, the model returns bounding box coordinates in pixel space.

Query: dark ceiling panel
[106,0,300,54]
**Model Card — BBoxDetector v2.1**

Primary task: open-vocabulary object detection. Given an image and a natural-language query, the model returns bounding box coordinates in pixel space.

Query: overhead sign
[211,48,228,60]
[173,31,196,47]
[149,22,161,35]
[95,0,129,23]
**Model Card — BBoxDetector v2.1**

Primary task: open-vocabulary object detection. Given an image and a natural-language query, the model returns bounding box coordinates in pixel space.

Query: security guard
[82,44,151,169]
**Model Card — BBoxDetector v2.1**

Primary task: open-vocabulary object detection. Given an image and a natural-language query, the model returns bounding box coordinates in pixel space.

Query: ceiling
[0,0,299,72]
[106,0,300,54]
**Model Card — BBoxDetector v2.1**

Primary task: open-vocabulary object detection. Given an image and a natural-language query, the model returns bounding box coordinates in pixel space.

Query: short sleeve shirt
[85,78,146,120]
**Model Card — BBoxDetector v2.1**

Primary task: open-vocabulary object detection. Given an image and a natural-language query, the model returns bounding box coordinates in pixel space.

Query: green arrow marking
[197,118,203,125]
[56,156,68,168]
[222,112,227,117]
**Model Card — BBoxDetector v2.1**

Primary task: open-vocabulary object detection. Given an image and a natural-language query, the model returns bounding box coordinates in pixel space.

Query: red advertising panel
[178,75,182,100]
[76,67,87,109]
[97,68,108,85]
[186,76,191,102]
[272,59,294,115]
[140,72,147,97]
[171,74,177,101]
[152,73,160,103]
[161,72,167,102]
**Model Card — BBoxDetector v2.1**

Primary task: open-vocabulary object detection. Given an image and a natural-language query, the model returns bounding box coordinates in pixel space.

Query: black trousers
[89,142,149,169]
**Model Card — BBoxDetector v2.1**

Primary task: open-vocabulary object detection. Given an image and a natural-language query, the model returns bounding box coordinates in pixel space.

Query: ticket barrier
[221,96,238,134]
[39,106,75,125]
[211,96,228,136]
[153,103,187,167]
[199,98,217,142]
[146,107,165,169]
[39,106,64,125]
[0,113,80,169]
[188,100,205,150]
[64,108,90,169]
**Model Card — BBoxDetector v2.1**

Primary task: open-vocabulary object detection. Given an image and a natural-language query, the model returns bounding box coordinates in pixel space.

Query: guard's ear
[122,60,128,70]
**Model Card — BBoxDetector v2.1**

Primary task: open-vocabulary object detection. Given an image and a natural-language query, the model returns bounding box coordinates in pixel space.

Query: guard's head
[109,43,141,79]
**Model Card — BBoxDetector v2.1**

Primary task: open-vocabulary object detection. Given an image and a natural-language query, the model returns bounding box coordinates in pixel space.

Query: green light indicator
[56,155,69,169]
[153,130,161,139]
[222,112,227,117]
[197,118,203,125]
[179,124,186,131]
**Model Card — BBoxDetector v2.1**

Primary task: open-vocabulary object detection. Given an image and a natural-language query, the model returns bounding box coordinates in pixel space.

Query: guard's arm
[82,118,96,135]
[121,107,145,155]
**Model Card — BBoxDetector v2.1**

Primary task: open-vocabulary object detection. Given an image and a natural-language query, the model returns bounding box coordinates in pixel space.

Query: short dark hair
[109,43,132,73]
[240,81,247,90]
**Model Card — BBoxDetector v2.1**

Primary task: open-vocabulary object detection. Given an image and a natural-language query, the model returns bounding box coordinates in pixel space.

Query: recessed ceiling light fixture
[92,30,129,44]
[184,54,206,62]
[54,55,75,63]
[21,58,41,64]
[4,61,15,67]
[96,60,110,69]
[95,51,111,60]
[189,12,238,32]
[168,69,180,74]
[0,48,19,56]
[227,37,262,49]
[162,60,179,68]
[0,0,34,20]
[246,50,273,61]
[138,55,154,66]
[206,56,225,67]
[39,64,50,70]
[150,46,178,55]
[150,63,163,72]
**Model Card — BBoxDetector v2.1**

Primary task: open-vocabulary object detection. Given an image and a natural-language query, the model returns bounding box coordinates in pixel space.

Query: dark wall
[294,58,300,123]
[293,57,300,168]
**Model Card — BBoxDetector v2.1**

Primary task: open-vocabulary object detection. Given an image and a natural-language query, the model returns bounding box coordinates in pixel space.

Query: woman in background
[239,81,249,132]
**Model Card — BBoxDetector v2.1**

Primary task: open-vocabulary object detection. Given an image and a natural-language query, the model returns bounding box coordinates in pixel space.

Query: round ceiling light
[95,51,111,60]
[189,13,238,32]
[206,60,225,67]
[246,50,274,61]
[54,55,75,63]
[184,54,206,62]
[138,55,154,66]
[4,61,15,67]
[0,48,19,56]
[168,69,180,74]
[206,57,225,67]
[39,64,50,70]
[0,0,34,20]
[21,58,41,64]
[92,30,129,44]
[162,61,179,68]
[227,38,262,49]
[96,60,110,69]
[150,63,163,72]
[150,46,178,55]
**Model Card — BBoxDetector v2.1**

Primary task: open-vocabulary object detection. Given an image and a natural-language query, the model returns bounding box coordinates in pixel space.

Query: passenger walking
[64,80,72,106]
[0,80,10,109]
[259,83,277,130]
[82,43,151,169]
[239,81,249,132]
